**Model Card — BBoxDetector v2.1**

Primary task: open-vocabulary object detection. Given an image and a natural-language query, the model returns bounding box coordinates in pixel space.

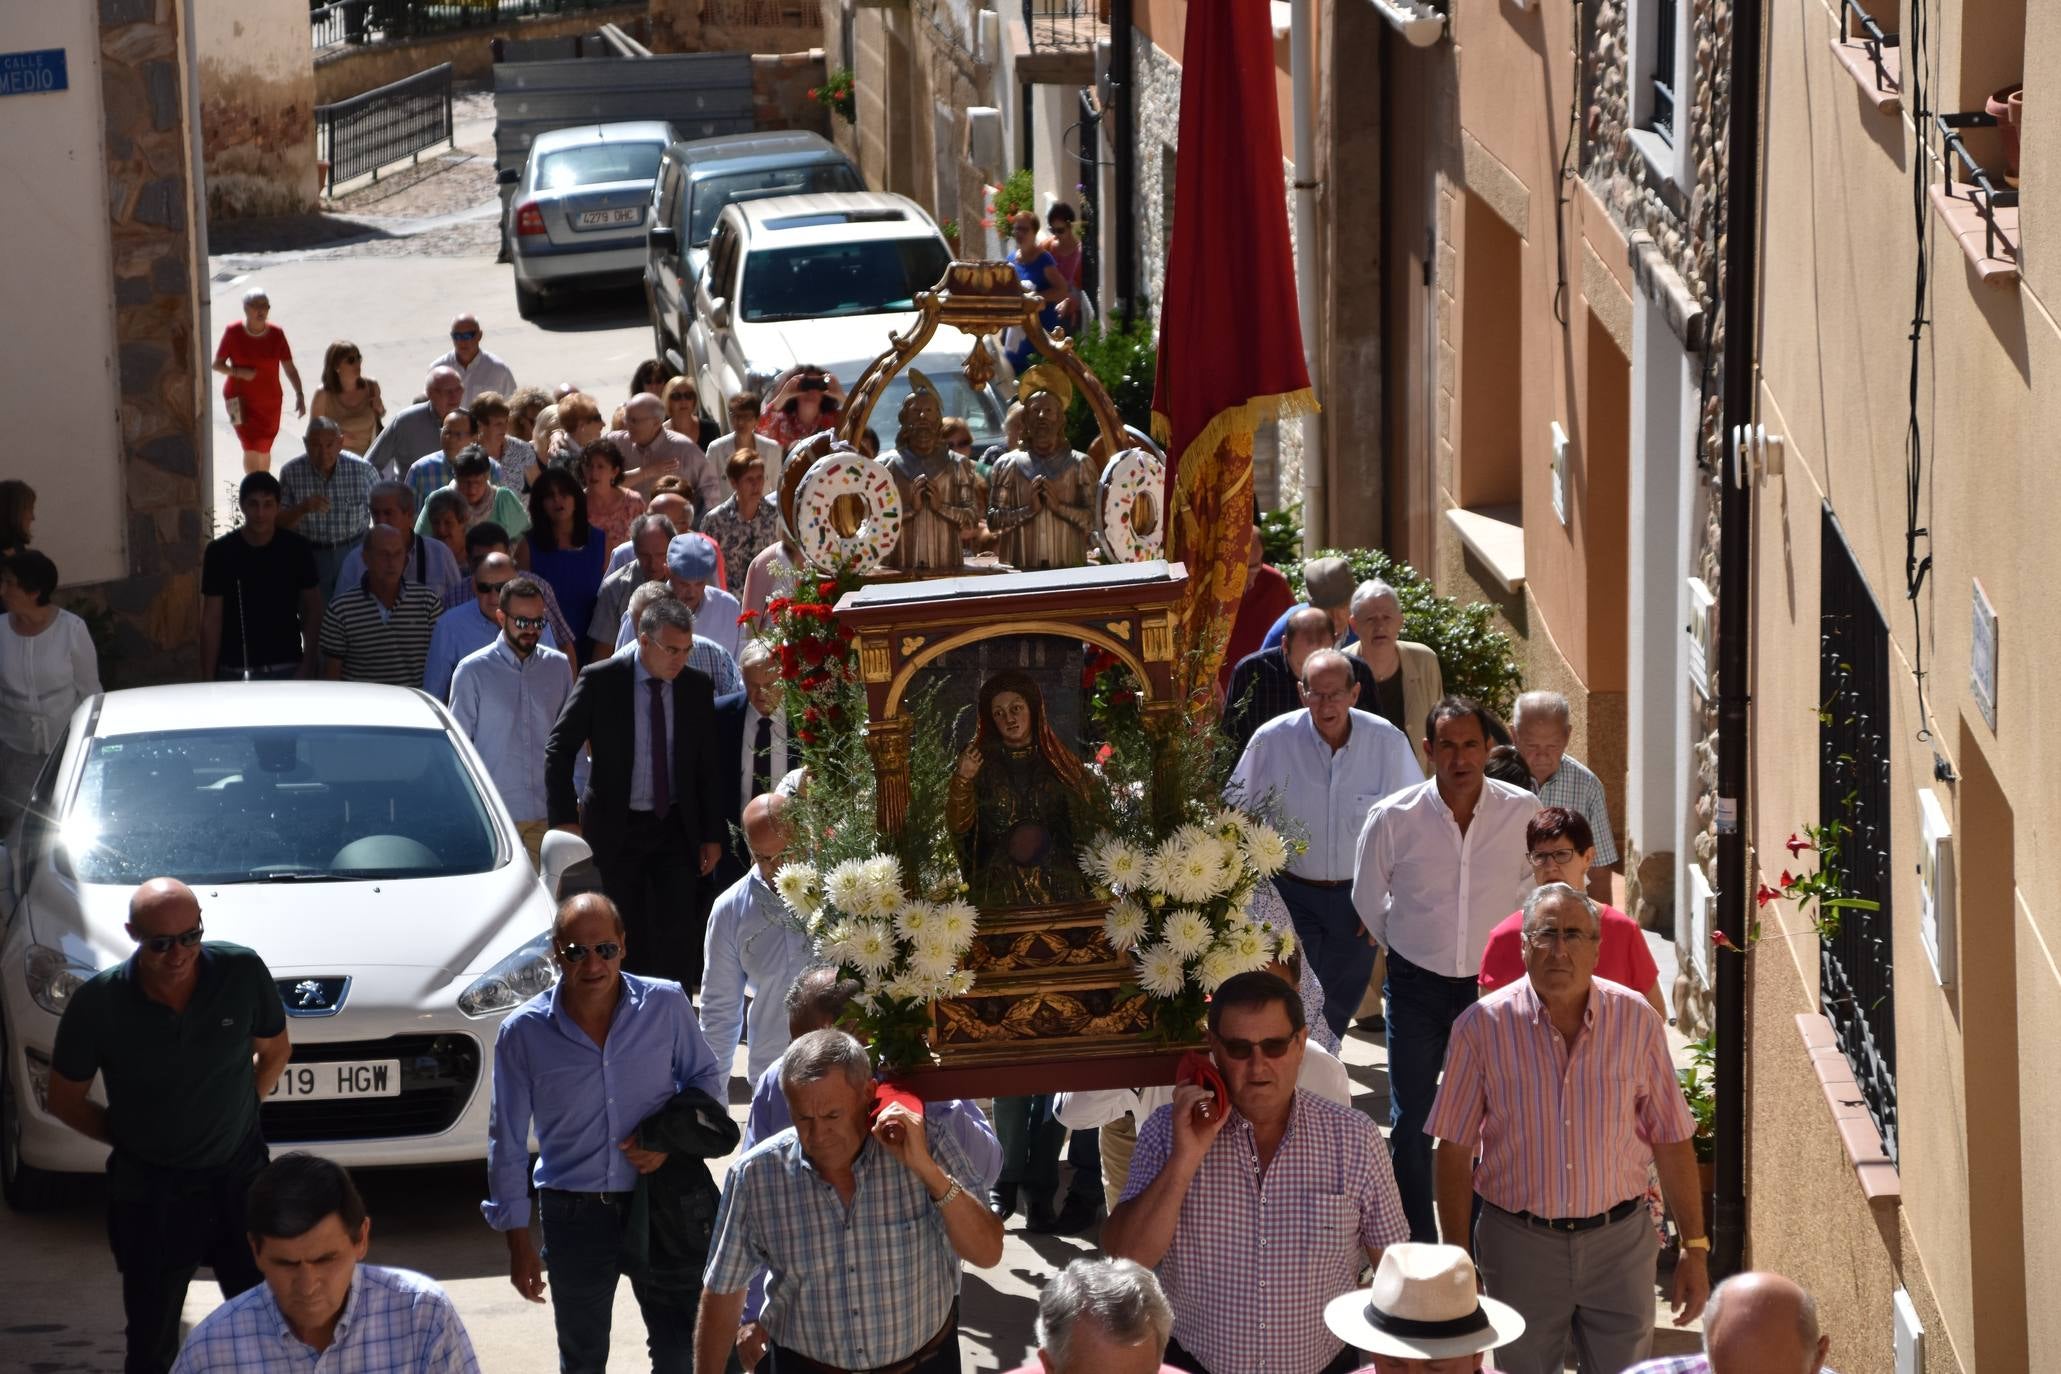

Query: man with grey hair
[610,392,719,507]
[366,365,466,480]
[696,1028,1004,1374]
[1427,883,1707,1373]
[337,479,467,605]
[432,311,518,405]
[277,414,378,598]
[1342,579,1444,778]
[1626,1271,1833,1374]
[589,512,678,660]
[1222,604,1380,750]
[1228,647,1419,1038]
[1510,689,1620,902]
[1003,1258,1177,1374]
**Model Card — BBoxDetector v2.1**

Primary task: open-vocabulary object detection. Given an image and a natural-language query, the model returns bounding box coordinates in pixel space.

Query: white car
[686,191,1011,448]
[502,120,675,318]
[0,683,589,1209]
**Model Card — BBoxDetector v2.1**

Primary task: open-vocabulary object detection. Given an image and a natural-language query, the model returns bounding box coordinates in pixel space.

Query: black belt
[542,1187,635,1204]
[1278,872,1352,889]
[1492,1197,1642,1234]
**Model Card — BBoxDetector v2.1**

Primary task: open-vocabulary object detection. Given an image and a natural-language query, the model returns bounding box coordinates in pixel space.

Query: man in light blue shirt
[173,1152,480,1373]
[449,574,570,865]
[1228,648,1419,1039]
[483,892,724,1373]
[616,579,742,695]
[424,552,558,701]
[701,792,813,1084]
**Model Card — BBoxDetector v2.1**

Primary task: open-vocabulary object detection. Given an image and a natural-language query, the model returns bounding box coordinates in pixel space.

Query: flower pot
[1987,83,2023,182]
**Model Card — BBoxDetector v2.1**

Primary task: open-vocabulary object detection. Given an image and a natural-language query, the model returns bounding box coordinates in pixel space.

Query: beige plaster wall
[1750,0,2061,1365]
[0,1,125,586]
[195,0,317,219]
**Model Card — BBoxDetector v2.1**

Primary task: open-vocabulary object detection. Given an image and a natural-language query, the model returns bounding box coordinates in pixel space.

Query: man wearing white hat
[1324,1243,1525,1373]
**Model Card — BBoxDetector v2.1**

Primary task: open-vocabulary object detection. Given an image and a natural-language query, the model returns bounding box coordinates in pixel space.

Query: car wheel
[0,1031,59,1212]
[515,279,545,321]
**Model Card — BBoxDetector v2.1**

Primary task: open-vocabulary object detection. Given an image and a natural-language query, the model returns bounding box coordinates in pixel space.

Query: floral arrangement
[809,67,856,125]
[1079,808,1298,1040]
[740,568,865,751]
[771,852,978,1069]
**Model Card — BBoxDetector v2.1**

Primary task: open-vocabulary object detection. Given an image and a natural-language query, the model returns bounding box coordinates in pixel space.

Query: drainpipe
[1291,0,1324,546]
[1712,0,1766,1283]
[1108,0,1137,325]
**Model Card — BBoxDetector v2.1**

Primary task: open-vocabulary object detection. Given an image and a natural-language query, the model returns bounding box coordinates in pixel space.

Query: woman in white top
[0,551,100,825]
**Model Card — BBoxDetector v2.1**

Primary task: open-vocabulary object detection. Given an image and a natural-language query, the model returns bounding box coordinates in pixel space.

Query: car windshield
[689,165,863,245]
[63,726,501,885]
[740,238,951,323]
[878,372,1007,449]
[536,142,664,192]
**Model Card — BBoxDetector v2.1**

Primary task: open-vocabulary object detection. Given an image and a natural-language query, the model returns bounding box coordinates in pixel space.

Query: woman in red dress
[212,286,305,473]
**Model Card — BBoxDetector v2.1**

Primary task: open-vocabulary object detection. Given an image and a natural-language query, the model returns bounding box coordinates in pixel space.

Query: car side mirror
[711,298,731,329]
[496,167,520,186]
[647,225,677,253]
[538,829,593,896]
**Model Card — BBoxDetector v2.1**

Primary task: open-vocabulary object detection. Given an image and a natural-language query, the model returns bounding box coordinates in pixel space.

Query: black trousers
[597,809,705,987]
[106,1135,268,1374]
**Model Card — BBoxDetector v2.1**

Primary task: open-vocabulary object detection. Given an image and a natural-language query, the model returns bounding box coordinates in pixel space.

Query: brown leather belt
[772,1300,958,1374]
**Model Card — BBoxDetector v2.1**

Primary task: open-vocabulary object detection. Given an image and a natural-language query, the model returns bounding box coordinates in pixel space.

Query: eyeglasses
[1212,1033,1298,1060]
[139,924,204,954]
[1523,926,1596,947]
[559,941,623,963]
[476,580,512,595]
[506,614,546,630]
[451,330,481,341]
[1527,848,1579,868]
[1301,687,1353,703]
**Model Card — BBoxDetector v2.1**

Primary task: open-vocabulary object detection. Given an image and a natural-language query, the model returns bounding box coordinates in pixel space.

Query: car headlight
[25,944,95,1017]
[457,934,558,1018]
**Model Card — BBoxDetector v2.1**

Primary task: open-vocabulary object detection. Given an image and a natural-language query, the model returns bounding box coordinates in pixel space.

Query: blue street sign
[0,49,68,98]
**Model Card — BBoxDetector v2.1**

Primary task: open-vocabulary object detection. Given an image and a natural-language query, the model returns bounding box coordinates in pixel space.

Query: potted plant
[1986,82,2024,184]
[809,67,856,126]
[1677,1031,1717,1197]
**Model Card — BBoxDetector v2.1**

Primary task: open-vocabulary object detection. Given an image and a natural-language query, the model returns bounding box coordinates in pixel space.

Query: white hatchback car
[0,683,589,1209]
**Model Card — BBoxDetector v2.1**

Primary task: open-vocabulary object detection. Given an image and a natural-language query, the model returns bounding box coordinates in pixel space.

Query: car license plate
[577,207,639,228]
[269,1060,401,1101]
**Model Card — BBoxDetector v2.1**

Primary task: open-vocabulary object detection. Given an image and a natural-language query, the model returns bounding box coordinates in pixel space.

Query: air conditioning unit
[965,107,1004,175]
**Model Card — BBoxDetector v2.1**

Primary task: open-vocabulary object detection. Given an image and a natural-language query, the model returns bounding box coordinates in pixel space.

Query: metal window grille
[1650,0,1677,143]
[1818,506,1898,1162]
[311,0,614,53]
[1023,0,1097,51]
[314,62,455,193]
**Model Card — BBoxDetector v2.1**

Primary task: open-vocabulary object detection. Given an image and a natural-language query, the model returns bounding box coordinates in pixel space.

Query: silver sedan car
[503,120,674,317]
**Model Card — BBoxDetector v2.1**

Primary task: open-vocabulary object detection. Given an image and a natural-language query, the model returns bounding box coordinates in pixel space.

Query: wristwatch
[1681,1235,1711,1252]
[934,1178,964,1209]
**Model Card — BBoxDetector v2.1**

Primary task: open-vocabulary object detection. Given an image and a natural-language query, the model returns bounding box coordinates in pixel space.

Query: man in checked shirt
[1103,972,1408,1374]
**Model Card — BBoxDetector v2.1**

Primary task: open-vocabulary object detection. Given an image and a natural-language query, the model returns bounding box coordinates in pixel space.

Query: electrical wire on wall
[1551,23,1581,327]
[1902,0,1936,744]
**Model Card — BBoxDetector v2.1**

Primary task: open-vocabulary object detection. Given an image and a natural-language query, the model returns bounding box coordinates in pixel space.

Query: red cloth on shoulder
[1477,903,1661,995]
[871,1080,924,1124]
[1219,563,1295,691]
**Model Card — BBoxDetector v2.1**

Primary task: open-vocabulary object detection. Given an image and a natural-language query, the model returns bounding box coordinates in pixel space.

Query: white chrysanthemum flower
[1162,908,1212,959]
[1087,837,1149,891]
[773,863,818,906]
[883,972,929,1001]
[1273,927,1297,963]
[847,921,898,977]
[1242,823,1292,877]
[1103,899,1149,951]
[1160,835,1231,904]
[1226,922,1272,970]
[824,858,871,914]
[947,969,977,997]
[933,900,978,952]
[817,919,856,966]
[1197,946,1241,992]
[895,901,935,941]
[910,941,960,984]
[1209,806,1246,840]
[1135,942,1189,998]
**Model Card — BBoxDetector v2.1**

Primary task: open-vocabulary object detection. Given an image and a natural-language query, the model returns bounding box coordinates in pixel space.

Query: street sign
[0,49,67,98]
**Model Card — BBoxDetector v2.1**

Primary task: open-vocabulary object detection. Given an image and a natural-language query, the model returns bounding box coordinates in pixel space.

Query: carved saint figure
[986,366,1092,571]
[948,670,1089,908]
[884,373,979,572]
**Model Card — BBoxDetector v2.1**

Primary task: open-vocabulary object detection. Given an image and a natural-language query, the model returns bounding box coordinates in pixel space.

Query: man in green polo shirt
[47,876,292,1374]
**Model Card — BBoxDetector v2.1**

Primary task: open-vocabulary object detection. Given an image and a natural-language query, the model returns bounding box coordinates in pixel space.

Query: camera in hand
[799,376,828,392]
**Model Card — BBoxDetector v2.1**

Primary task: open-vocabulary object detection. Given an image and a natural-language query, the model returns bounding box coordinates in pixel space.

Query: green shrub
[1256,503,1302,566]
[992,168,1036,223]
[1064,317,1157,453]
[1288,546,1524,717]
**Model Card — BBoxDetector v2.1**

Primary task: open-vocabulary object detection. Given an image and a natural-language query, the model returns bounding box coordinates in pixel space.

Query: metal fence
[1022,0,1099,51]
[315,62,455,193]
[311,0,618,52]
[1818,505,1898,1163]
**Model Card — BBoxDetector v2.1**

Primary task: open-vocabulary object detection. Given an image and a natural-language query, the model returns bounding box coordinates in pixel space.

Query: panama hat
[1323,1243,1526,1360]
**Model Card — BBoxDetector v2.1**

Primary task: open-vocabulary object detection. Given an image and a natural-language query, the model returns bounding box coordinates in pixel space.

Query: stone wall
[195,0,319,220]
[312,4,648,103]
[750,50,831,133]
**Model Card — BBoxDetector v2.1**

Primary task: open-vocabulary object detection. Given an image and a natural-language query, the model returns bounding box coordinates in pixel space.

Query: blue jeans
[1384,949,1483,1242]
[539,1190,695,1374]
[1275,877,1377,1041]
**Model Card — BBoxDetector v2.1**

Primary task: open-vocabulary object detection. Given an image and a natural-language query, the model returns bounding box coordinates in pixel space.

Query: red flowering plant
[738,569,867,756]
[809,67,856,125]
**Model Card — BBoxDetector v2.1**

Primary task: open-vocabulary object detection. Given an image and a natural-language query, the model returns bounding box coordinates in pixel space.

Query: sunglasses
[476,579,512,595]
[139,924,204,954]
[1212,1033,1298,1060]
[559,941,623,963]
[506,613,546,630]
[451,330,481,341]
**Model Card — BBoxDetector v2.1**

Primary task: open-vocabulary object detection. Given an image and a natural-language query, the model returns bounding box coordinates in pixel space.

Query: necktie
[753,714,774,797]
[648,679,671,815]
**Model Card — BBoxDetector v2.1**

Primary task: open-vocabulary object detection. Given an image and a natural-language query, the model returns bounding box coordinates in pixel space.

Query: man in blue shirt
[424,552,559,701]
[1228,649,1420,1039]
[483,893,725,1373]
[700,792,813,1085]
[173,1152,480,1373]
[450,575,572,864]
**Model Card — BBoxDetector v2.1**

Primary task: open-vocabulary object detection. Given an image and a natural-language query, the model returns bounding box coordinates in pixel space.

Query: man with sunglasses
[46,877,290,1374]
[424,553,559,700]
[451,574,572,865]
[484,892,724,1372]
[432,312,518,407]
[1427,884,1707,1374]
[1103,972,1407,1374]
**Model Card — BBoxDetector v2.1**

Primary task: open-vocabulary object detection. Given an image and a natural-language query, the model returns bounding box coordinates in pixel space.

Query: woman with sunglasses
[309,339,385,457]
[1040,201,1087,328]
[1004,211,1070,371]
[1474,806,1666,1018]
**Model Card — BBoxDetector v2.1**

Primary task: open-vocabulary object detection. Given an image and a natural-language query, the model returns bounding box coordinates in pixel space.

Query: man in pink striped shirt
[1425,883,1707,1374]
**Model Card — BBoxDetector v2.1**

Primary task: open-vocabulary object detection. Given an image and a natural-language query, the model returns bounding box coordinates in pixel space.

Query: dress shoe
[1028,1192,1102,1236]
[1354,1012,1386,1033]
[988,1183,1019,1221]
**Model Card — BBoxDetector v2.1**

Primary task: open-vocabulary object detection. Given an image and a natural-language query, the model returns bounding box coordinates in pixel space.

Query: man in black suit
[710,639,792,889]
[546,595,729,987]
[1221,605,1381,749]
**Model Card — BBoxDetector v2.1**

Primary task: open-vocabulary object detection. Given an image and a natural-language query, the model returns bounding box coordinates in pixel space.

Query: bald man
[48,878,291,1374]
[366,365,467,480]
[434,311,518,405]
[700,793,814,1083]
[422,550,556,700]
[1626,1271,1832,1374]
